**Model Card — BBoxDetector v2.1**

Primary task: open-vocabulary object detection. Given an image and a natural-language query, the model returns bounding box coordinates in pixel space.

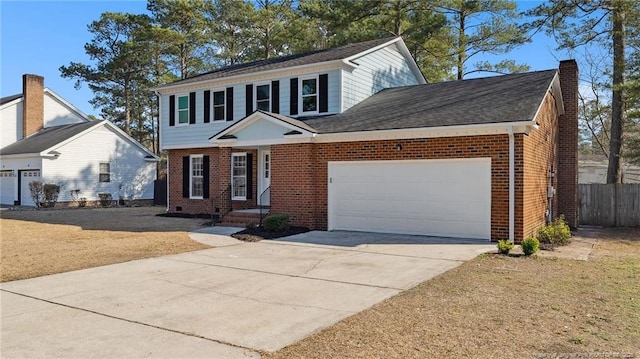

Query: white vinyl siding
[342,43,421,111]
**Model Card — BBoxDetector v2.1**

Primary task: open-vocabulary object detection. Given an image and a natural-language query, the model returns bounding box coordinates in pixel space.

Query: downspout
[508,126,515,243]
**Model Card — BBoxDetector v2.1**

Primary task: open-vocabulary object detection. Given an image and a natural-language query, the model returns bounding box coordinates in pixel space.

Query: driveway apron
[1,230,494,357]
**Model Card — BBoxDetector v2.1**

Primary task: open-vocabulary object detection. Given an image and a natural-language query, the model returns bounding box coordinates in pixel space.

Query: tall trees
[527,0,640,183]
[60,12,153,137]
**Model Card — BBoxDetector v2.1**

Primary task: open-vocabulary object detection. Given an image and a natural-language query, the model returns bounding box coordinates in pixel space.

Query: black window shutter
[245,84,253,116]
[319,74,328,113]
[182,156,190,198]
[189,92,196,124]
[203,155,210,199]
[226,87,234,121]
[169,95,175,126]
[203,90,210,123]
[271,80,280,114]
[246,153,253,199]
[290,78,298,115]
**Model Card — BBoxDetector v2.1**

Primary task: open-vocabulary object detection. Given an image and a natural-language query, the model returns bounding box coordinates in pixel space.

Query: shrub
[264,214,290,232]
[538,215,571,249]
[98,193,113,208]
[78,197,87,207]
[497,239,514,254]
[28,181,44,207]
[521,237,540,256]
[42,184,60,208]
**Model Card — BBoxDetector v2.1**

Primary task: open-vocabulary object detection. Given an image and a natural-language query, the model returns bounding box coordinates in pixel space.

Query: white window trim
[176,93,190,127]
[99,162,111,183]
[254,82,271,112]
[211,89,226,122]
[190,154,204,199]
[231,152,247,201]
[299,75,319,115]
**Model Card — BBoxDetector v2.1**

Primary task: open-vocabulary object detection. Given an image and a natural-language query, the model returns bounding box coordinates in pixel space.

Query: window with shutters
[99,162,111,183]
[300,76,318,113]
[177,95,189,125]
[212,90,225,121]
[232,153,247,200]
[255,83,270,112]
[190,155,204,199]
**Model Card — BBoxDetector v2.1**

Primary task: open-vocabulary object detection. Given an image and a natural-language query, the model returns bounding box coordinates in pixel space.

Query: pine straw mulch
[264,227,640,359]
[232,226,310,242]
[0,207,210,282]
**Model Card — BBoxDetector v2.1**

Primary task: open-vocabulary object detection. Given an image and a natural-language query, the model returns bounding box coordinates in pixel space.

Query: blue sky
[1,1,566,117]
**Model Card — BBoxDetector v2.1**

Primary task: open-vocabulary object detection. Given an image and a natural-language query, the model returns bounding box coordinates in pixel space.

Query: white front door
[259,150,271,206]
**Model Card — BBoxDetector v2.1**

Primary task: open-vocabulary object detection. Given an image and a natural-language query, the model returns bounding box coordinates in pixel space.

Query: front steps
[218,209,268,227]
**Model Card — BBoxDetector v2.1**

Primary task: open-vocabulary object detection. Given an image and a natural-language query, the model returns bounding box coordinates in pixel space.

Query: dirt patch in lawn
[232,226,310,242]
[0,207,210,282]
[265,227,640,359]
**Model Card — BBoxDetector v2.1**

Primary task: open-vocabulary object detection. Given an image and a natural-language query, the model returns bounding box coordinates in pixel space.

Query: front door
[259,150,271,206]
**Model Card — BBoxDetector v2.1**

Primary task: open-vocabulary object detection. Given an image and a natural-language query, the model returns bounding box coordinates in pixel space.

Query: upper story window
[256,84,270,112]
[213,90,225,121]
[99,162,110,183]
[301,77,318,113]
[177,95,189,125]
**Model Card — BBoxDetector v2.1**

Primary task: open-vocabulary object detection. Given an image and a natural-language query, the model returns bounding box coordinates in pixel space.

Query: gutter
[508,126,515,243]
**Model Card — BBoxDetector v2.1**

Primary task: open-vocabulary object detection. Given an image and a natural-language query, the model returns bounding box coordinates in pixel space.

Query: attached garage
[0,170,16,205]
[328,158,491,239]
[19,170,41,206]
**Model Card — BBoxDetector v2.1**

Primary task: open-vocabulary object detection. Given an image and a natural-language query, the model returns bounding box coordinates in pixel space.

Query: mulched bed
[232,226,309,242]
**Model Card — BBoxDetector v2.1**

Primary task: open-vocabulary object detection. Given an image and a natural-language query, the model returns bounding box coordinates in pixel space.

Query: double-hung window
[190,155,204,198]
[99,162,110,183]
[213,90,225,121]
[232,153,247,200]
[255,83,270,111]
[301,77,318,113]
[177,95,189,125]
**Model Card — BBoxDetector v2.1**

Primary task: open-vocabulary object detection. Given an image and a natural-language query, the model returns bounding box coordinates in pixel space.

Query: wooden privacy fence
[579,184,640,227]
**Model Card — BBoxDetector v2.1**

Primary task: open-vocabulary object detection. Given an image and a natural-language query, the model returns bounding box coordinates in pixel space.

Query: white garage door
[328,158,491,239]
[20,170,41,206]
[0,170,16,205]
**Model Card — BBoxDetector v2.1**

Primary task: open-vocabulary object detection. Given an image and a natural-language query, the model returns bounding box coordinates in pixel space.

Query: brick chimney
[557,60,579,228]
[22,74,45,138]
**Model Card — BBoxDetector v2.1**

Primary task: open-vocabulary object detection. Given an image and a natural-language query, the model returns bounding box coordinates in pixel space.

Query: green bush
[264,214,290,232]
[537,215,571,249]
[497,239,514,254]
[521,237,540,256]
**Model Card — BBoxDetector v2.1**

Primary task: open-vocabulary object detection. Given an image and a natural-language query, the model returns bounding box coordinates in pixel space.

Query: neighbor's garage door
[0,170,16,205]
[20,170,41,206]
[328,158,491,239]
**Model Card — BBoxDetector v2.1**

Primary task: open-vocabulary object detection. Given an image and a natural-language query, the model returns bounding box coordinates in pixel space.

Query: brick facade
[22,74,44,138]
[557,60,579,228]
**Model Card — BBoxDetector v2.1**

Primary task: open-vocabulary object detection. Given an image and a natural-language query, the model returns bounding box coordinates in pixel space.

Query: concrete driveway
[1,229,494,358]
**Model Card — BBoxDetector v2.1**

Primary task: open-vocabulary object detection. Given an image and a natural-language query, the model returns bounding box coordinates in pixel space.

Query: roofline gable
[0,96,23,110]
[209,111,317,142]
[43,88,92,122]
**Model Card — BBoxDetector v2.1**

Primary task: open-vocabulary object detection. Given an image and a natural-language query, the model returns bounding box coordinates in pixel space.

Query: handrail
[259,186,271,227]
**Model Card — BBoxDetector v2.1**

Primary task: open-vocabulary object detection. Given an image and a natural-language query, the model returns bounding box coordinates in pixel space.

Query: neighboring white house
[0,74,159,206]
[578,154,640,184]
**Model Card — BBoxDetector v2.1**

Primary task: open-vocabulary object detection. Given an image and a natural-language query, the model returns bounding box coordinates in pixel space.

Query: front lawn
[266,228,640,358]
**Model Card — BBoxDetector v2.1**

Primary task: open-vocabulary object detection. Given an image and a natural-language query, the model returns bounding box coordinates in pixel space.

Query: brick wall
[557,60,579,228]
[167,147,258,215]
[22,74,44,138]
[522,92,560,239]
[272,136,513,240]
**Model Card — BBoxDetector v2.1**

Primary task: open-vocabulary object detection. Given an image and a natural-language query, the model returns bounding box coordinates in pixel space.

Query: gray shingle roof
[302,69,558,133]
[160,37,397,88]
[1,93,22,105]
[0,121,101,155]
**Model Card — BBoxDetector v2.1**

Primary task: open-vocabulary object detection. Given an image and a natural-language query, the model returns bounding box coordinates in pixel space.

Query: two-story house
[154,37,578,242]
[0,74,159,206]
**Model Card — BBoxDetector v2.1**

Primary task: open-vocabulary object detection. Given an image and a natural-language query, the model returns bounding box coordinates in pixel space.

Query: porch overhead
[210,111,317,147]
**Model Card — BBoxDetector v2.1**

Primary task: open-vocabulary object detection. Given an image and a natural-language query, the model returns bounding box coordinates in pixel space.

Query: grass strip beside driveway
[266,228,640,358]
